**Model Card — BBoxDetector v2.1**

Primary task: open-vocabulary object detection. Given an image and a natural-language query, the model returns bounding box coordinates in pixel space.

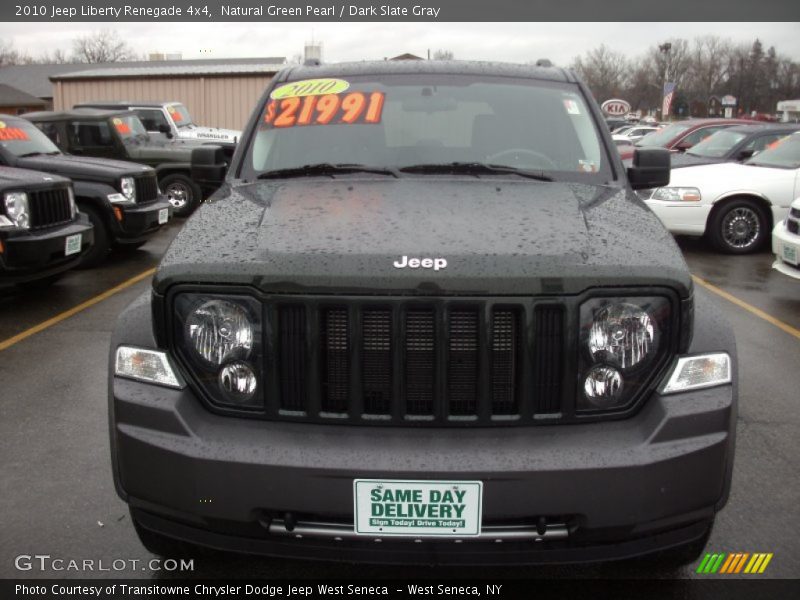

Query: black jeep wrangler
[23,109,225,217]
[1,165,93,287]
[110,61,737,566]
[0,115,171,267]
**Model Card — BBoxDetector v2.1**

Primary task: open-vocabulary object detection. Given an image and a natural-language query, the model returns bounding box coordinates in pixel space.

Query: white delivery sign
[354,479,483,537]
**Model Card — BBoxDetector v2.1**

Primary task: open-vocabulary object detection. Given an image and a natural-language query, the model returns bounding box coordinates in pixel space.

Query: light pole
[659,42,672,119]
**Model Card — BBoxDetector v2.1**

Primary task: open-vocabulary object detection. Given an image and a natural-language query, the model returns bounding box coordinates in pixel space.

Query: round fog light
[583,366,623,408]
[218,361,258,404]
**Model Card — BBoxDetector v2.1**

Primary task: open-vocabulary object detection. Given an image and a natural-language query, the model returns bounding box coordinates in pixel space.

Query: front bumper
[114,197,172,244]
[0,216,94,284]
[771,220,800,280]
[112,369,735,564]
[644,200,712,236]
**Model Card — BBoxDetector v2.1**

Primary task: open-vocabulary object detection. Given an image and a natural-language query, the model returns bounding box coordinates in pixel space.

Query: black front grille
[135,174,159,204]
[788,219,799,235]
[271,299,565,425]
[28,186,73,230]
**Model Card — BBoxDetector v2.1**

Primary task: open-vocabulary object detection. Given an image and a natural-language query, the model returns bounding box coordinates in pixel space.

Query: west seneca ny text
[17,583,503,597]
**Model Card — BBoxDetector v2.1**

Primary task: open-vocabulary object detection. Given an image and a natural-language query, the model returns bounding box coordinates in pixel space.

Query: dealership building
[0,57,285,130]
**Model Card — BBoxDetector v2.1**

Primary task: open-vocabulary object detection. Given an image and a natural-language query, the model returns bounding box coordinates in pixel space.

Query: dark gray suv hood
[155,177,692,297]
[15,153,152,183]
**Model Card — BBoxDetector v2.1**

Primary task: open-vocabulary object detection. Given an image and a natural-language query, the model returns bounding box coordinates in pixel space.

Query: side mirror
[157,124,173,138]
[627,148,670,190]
[191,145,226,184]
[737,149,755,161]
[674,140,693,152]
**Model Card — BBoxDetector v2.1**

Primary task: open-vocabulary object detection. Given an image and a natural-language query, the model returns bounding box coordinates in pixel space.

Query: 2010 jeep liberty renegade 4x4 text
[110,61,737,566]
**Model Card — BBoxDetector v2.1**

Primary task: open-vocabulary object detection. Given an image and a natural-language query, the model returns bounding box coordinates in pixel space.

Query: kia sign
[601,99,631,116]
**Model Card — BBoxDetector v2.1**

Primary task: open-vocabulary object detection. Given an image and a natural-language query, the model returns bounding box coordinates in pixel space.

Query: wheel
[708,198,769,254]
[76,205,110,269]
[16,273,63,290]
[160,173,201,218]
[131,510,205,558]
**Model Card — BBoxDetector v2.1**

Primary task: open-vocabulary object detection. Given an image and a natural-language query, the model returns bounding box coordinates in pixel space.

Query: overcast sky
[6,22,800,64]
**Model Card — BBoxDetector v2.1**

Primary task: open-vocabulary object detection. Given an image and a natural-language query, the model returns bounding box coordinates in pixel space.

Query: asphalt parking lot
[0,222,798,580]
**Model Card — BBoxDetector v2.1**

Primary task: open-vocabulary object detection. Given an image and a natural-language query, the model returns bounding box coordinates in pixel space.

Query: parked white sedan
[772,197,800,279]
[641,132,800,253]
[612,126,659,143]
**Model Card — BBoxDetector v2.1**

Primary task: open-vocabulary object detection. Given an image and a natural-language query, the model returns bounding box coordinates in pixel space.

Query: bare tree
[432,49,454,60]
[685,36,733,103]
[36,48,70,64]
[571,44,630,103]
[72,30,138,63]
[0,38,23,66]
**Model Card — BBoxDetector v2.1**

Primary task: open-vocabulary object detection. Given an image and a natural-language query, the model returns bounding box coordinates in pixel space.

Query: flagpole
[659,42,672,120]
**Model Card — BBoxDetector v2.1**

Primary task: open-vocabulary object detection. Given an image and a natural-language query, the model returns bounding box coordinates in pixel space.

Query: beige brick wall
[53,74,273,130]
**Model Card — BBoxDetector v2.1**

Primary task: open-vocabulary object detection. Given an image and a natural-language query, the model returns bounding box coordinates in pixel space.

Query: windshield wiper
[258,163,400,179]
[399,162,553,182]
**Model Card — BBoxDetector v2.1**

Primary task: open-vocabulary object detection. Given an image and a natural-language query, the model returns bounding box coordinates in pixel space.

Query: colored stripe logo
[697,552,773,574]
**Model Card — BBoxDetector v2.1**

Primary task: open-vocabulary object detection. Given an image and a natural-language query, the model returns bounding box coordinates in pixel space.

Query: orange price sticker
[0,127,30,141]
[112,118,132,135]
[263,92,385,129]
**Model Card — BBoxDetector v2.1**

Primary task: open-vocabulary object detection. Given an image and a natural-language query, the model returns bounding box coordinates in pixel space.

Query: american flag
[662,82,676,119]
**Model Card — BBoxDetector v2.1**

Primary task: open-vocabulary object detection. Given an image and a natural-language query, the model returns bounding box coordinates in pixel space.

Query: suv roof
[21,108,135,121]
[724,123,800,134]
[279,59,574,84]
[76,101,180,108]
[674,118,755,128]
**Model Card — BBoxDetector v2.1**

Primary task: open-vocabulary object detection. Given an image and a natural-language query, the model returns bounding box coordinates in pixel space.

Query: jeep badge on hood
[393,256,448,270]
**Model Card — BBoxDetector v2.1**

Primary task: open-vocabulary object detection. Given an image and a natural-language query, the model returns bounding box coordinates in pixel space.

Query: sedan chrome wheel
[721,207,761,250]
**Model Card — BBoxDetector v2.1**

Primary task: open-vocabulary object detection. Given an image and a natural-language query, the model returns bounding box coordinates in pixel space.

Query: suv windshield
[745,133,800,169]
[636,122,692,147]
[109,116,149,142]
[244,74,609,183]
[0,118,60,157]
[687,129,748,158]
[167,104,194,129]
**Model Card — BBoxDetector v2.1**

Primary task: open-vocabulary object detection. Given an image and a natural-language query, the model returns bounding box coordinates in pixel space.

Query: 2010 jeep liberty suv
[110,60,737,566]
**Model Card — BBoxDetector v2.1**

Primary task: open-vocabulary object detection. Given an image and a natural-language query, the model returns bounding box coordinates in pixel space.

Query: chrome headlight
[120,177,136,201]
[579,296,671,412]
[3,192,30,229]
[588,303,656,370]
[174,293,263,409]
[651,187,701,202]
[185,298,254,365]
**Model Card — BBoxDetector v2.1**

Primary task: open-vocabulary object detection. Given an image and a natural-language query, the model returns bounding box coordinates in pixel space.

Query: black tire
[708,198,769,254]
[16,273,63,290]
[160,173,201,218]
[131,510,205,558]
[76,205,110,269]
